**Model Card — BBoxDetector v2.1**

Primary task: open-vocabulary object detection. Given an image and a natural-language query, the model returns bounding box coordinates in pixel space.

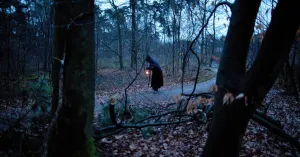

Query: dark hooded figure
[146,55,163,93]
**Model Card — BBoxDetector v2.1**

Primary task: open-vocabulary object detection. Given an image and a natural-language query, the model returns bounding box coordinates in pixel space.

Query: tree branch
[100,41,120,56]
[95,119,191,133]
[135,110,182,123]
[122,60,146,122]
[252,114,300,150]
[182,92,214,98]
[188,1,232,99]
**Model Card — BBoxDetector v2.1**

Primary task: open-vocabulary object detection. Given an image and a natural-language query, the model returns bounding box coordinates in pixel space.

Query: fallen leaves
[223,93,234,105]
[95,72,299,157]
[98,124,208,157]
[222,92,248,106]
[209,85,218,93]
[208,98,214,106]
[186,100,198,114]
[197,97,208,104]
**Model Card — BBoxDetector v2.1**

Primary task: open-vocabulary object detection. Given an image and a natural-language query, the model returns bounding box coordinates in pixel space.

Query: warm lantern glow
[145,69,150,75]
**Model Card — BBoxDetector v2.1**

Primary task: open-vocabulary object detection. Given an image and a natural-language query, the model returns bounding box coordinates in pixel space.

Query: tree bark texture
[48,0,96,156]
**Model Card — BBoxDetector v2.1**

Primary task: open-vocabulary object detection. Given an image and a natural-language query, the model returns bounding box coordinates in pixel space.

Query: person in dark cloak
[146,55,163,93]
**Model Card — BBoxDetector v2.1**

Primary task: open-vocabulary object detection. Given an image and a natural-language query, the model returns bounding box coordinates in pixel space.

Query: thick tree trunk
[202,0,262,156]
[48,0,96,156]
[244,0,300,100]
[0,10,8,75]
[202,0,300,156]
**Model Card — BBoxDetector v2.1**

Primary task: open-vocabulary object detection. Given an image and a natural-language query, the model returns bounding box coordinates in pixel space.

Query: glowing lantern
[145,69,151,75]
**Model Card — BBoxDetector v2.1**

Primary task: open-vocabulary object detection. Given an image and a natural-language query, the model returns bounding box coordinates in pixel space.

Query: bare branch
[42,100,63,157]
[122,60,146,122]
[100,41,120,56]
[182,92,214,98]
[95,119,191,133]
[188,1,232,100]
[135,110,182,123]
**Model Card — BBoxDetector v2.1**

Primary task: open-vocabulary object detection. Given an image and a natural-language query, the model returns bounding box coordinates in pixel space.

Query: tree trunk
[200,0,207,66]
[111,1,124,70]
[172,10,176,75]
[177,6,182,72]
[117,15,123,70]
[210,3,216,68]
[0,11,6,71]
[48,0,96,156]
[7,12,11,84]
[202,0,262,156]
[285,61,299,100]
[203,0,300,156]
[130,0,137,69]
[144,0,150,56]
[51,0,65,115]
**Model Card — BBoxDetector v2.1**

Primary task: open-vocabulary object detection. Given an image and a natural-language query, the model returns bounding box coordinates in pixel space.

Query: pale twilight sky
[95,0,271,40]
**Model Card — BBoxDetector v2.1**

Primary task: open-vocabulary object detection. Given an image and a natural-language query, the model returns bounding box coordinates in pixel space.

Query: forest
[0,0,300,156]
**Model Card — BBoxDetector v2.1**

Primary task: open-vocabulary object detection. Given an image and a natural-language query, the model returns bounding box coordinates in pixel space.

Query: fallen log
[255,110,283,128]
[182,92,214,98]
[252,114,300,150]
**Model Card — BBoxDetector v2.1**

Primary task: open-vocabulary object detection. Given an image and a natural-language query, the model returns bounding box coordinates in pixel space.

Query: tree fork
[202,0,262,156]
[202,0,300,156]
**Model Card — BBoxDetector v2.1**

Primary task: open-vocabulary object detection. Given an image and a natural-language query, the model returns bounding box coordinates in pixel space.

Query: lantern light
[145,69,150,75]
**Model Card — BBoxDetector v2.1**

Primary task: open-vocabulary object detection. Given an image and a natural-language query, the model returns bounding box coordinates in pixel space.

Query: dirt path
[128,77,216,102]
[94,67,218,113]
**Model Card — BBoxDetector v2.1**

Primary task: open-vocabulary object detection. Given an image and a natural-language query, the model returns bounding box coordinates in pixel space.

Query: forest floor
[95,67,300,157]
[0,67,299,157]
[96,88,300,157]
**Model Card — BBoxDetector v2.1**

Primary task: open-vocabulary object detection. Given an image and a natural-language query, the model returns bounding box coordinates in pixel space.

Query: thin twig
[135,110,182,123]
[41,101,62,157]
[122,60,146,123]
[95,119,191,133]
[188,1,232,102]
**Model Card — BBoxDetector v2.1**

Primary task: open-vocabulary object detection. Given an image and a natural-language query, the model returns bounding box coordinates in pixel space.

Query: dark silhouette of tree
[130,0,137,69]
[202,0,300,156]
[47,0,96,156]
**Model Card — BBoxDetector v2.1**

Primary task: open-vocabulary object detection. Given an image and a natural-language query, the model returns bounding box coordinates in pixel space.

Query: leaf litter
[97,87,300,156]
